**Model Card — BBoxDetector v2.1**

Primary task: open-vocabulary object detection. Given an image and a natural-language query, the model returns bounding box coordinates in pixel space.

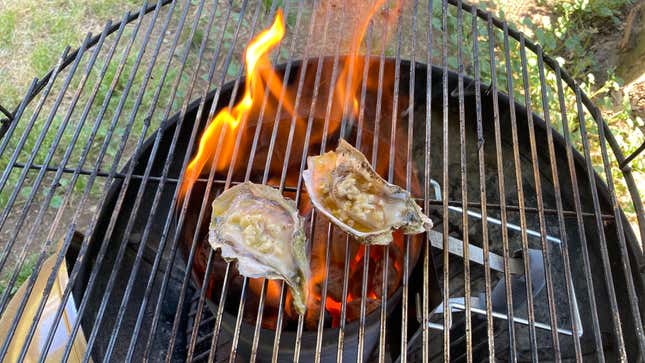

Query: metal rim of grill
[0,0,643,362]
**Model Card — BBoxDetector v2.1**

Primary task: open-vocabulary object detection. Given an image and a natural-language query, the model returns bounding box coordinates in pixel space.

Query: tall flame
[181,1,416,328]
[332,0,401,121]
[334,0,385,119]
[180,11,287,197]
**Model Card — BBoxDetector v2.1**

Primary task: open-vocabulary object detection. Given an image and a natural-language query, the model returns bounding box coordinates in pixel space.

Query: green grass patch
[30,43,59,76]
[0,253,40,297]
[0,9,17,46]
[86,0,143,20]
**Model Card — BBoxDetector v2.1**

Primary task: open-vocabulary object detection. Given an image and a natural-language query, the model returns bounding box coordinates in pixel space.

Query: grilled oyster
[209,182,309,315]
[303,139,432,245]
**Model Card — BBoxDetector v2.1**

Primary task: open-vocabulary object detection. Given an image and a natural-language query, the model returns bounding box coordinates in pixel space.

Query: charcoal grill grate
[0,0,643,362]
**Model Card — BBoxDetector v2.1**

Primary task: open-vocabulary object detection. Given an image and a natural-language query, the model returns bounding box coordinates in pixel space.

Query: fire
[180,1,400,197]
[333,0,385,120]
[306,228,408,328]
[182,0,420,330]
[180,11,288,197]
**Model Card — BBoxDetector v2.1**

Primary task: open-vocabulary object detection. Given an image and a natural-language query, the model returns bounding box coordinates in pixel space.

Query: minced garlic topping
[323,174,385,227]
[228,212,284,255]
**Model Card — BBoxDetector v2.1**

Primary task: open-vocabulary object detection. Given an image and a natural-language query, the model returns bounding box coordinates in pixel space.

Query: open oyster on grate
[209,182,309,315]
[303,139,433,245]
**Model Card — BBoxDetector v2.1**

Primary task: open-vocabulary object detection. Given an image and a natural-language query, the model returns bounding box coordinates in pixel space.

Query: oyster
[303,139,433,245]
[209,182,309,315]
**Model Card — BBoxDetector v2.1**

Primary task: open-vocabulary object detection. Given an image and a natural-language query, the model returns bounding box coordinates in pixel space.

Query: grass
[0,0,143,108]
[0,253,39,297]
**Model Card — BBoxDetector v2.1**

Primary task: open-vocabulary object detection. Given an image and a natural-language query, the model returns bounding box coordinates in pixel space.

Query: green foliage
[425,0,642,228]
[0,10,17,46]
[263,0,281,11]
[0,254,39,297]
[0,23,181,210]
[30,43,58,76]
[521,0,642,222]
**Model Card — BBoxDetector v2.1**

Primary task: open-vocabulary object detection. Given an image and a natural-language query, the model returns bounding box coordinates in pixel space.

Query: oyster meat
[303,139,433,245]
[209,182,309,315]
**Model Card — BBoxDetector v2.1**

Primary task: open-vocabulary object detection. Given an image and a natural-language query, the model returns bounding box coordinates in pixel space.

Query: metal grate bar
[245,0,307,361]
[582,84,645,355]
[0,41,65,298]
[313,0,352,360]
[245,0,298,356]
[401,0,418,361]
[272,2,338,362]
[139,3,255,359]
[449,0,644,245]
[0,45,70,250]
[4,27,112,362]
[74,1,187,360]
[0,79,38,162]
[355,17,376,363]
[176,1,233,361]
[146,0,258,361]
[217,0,296,360]
[518,35,561,359]
[488,16,518,362]
[0,33,96,316]
[0,40,84,346]
[175,2,265,362]
[502,20,539,361]
[122,0,234,357]
[422,0,435,361]
[575,85,628,359]
[140,0,249,359]
[441,1,451,360]
[555,65,606,361]
[267,0,323,359]
[0,0,643,361]
[455,2,473,361]
[337,3,358,358]
[471,5,495,362]
[6,162,619,221]
[0,1,173,127]
[535,46,584,359]
[587,67,645,358]
[0,39,88,360]
[99,1,209,361]
[377,3,398,363]
[28,9,141,361]
[0,105,12,124]
[36,11,146,362]
[36,2,173,360]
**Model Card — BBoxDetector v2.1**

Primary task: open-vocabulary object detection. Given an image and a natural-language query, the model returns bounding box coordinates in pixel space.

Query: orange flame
[181,1,417,328]
[180,11,287,197]
[180,2,402,197]
[334,0,385,119]
[332,0,402,122]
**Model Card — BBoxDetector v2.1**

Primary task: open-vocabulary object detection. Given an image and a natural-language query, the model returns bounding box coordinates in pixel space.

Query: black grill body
[70,60,643,361]
[0,1,643,362]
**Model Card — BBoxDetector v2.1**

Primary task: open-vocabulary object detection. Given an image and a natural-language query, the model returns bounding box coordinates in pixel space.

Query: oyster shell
[209,182,309,315]
[303,139,433,245]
